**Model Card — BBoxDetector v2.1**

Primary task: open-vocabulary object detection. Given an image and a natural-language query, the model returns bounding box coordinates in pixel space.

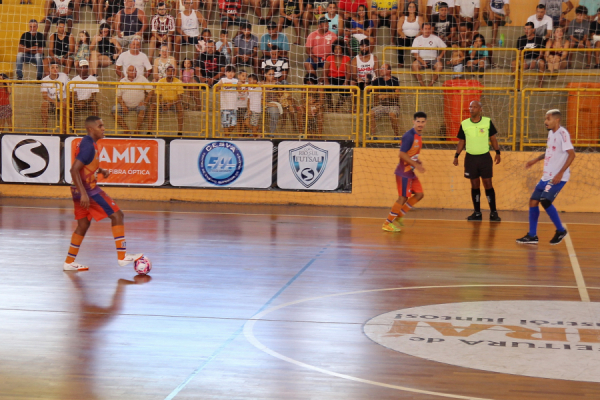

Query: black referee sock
[485,188,497,212]
[471,189,481,213]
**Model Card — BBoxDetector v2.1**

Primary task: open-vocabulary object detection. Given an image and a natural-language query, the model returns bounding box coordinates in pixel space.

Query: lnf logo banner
[64,137,166,186]
[1,135,61,183]
[277,142,340,190]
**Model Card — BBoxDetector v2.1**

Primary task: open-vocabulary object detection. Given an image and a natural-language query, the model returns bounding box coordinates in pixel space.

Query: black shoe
[467,212,482,221]
[516,233,539,244]
[489,211,501,222]
[177,132,183,136]
[550,229,568,245]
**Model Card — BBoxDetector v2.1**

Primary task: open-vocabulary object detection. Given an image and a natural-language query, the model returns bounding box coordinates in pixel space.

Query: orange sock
[65,233,84,264]
[112,225,126,261]
[386,201,403,223]
[400,196,420,216]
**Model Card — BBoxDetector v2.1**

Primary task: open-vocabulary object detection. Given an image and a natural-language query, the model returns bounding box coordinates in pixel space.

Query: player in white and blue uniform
[516,109,576,245]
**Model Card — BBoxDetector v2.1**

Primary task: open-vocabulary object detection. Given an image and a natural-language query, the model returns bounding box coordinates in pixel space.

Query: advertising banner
[276,141,340,190]
[1,135,61,183]
[64,137,165,186]
[170,140,273,188]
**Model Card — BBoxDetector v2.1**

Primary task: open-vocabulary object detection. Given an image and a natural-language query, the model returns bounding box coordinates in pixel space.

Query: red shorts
[72,188,120,221]
[396,175,423,197]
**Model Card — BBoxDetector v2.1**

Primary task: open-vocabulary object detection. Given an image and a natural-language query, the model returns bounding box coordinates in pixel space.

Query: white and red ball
[134,256,152,275]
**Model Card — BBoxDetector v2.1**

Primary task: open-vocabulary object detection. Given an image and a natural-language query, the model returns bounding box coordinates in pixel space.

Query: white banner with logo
[170,140,273,188]
[277,141,340,190]
[1,135,61,183]
[64,137,165,186]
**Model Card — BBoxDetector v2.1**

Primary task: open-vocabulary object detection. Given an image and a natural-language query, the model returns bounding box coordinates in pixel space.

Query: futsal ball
[134,256,152,275]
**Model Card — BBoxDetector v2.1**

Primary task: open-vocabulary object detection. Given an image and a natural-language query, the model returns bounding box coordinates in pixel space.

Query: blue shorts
[530,179,566,203]
[221,109,237,128]
[306,57,324,70]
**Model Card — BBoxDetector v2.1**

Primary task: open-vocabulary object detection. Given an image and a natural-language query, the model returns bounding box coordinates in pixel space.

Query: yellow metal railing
[519,48,600,90]
[382,47,520,89]
[66,81,209,137]
[0,80,64,134]
[521,88,600,150]
[363,86,518,149]
[212,84,360,141]
[4,73,599,150]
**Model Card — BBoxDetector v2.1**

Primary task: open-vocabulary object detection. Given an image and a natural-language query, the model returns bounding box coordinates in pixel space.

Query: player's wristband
[454,153,460,158]
[495,150,501,155]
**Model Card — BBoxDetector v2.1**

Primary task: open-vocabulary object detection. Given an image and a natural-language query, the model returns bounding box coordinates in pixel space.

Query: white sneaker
[63,261,89,271]
[99,19,107,25]
[118,253,143,267]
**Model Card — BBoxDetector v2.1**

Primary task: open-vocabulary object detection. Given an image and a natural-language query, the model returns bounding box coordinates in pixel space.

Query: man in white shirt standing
[41,61,70,132]
[455,0,480,44]
[115,36,152,79]
[516,109,575,245]
[112,65,153,134]
[69,59,99,118]
[527,4,554,39]
[411,22,447,86]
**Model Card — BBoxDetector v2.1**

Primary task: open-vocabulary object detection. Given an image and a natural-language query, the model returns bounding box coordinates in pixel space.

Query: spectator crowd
[8,0,600,133]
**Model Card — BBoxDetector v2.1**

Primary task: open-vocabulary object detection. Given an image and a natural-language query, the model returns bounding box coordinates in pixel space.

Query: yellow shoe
[393,217,404,228]
[382,221,401,232]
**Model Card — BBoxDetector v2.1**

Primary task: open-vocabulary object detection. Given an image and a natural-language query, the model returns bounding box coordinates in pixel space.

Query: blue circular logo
[198,141,244,185]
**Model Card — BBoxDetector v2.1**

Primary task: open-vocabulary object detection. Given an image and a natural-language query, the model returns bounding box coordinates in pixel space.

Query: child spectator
[217,64,239,133]
[236,70,249,132]
[216,30,234,64]
[301,73,324,138]
[72,30,90,73]
[261,45,289,83]
[180,57,202,110]
[247,73,263,136]
[196,29,213,54]
[448,44,465,78]
[466,33,488,78]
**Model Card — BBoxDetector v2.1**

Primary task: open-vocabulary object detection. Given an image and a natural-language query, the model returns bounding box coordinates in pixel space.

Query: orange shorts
[396,175,423,197]
[72,188,120,221]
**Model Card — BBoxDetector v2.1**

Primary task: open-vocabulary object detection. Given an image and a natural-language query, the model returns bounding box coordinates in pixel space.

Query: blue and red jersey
[394,128,422,178]
[74,135,102,196]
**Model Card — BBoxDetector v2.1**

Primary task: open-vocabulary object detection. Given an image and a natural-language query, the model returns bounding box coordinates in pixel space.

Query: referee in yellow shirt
[453,101,502,222]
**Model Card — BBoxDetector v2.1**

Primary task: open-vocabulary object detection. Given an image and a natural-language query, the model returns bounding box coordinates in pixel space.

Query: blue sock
[545,205,564,232]
[529,206,540,236]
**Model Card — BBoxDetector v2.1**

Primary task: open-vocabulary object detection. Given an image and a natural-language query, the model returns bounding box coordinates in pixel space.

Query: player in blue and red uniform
[63,115,142,271]
[382,111,427,232]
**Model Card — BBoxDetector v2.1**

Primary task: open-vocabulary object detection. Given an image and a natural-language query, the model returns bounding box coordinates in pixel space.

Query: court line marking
[2,205,600,226]
[563,224,590,302]
[243,284,594,400]
[164,252,323,400]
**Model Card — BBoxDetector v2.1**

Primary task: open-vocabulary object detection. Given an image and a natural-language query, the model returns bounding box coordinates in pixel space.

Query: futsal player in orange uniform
[63,115,142,271]
[382,111,427,232]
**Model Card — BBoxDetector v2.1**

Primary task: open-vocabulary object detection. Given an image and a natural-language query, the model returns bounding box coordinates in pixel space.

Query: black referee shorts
[464,152,493,180]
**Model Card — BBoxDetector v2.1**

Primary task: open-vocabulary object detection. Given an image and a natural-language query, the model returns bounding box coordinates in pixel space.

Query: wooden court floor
[1,197,600,400]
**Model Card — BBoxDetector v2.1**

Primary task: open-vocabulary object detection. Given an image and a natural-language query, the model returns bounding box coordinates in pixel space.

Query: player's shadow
[61,274,150,399]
